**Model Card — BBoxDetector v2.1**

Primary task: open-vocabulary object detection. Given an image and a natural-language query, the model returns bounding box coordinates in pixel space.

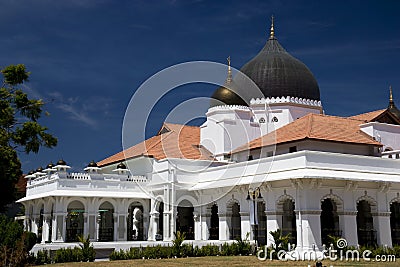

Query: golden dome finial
[226,56,232,83]
[269,15,275,39]
[390,85,393,103]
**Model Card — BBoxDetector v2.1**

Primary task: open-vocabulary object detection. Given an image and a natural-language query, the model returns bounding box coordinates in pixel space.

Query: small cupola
[54,159,71,172]
[113,162,129,175]
[84,160,101,173]
[44,162,56,173]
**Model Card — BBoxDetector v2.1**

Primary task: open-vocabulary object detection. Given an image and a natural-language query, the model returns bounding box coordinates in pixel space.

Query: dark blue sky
[1,0,399,172]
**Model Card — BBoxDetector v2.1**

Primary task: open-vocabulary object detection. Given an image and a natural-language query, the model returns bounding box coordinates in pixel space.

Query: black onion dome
[210,80,247,108]
[57,159,67,165]
[46,162,55,169]
[36,166,43,172]
[117,162,127,169]
[238,35,320,101]
[87,160,98,168]
[28,170,35,175]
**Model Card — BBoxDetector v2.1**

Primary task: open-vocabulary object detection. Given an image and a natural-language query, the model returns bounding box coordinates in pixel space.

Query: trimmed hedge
[109,242,252,261]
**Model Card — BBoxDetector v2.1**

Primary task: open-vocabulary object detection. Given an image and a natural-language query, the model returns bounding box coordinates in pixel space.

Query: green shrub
[78,235,95,262]
[54,247,83,263]
[23,231,37,252]
[0,215,23,249]
[35,249,51,265]
[198,244,219,256]
[172,231,186,257]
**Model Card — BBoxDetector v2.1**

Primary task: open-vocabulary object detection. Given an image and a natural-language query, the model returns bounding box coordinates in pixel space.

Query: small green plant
[172,231,186,257]
[77,235,95,262]
[269,229,290,250]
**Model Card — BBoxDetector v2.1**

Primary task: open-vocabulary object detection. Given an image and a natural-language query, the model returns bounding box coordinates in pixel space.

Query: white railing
[127,175,147,182]
[67,172,90,180]
[381,150,400,159]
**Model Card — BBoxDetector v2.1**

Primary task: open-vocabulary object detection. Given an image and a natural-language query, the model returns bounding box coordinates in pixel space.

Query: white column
[31,215,39,237]
[299,210,322,250]
[194,212,201,240]
[113,213,118,241]
[51,214,57,242]
[41,214,50,244]
[202,214,210,240]
[218,213,228,240]
[374,212,392,247]
[340,211,358,247]
[239,212,251,240]
[62,213,67,242]
[265,211,280,247]
[96,213,100,241]
[83,212,88,238]
[147,212,157,241]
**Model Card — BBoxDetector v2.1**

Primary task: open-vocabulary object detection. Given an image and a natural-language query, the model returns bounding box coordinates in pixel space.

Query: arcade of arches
[23,196,400,248]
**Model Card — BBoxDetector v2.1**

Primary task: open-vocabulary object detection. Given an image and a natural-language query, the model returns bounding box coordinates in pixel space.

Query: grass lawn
[46,256,398,267]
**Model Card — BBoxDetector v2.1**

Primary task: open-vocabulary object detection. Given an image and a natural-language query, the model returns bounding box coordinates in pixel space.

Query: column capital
[338,210,357,216]
[371,212,391,217]
[239,211,250,217]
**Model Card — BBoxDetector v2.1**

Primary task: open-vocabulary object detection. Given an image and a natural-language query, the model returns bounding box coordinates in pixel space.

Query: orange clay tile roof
[232,113,382,153]
[97,123,214,167]
[349,109,386,122]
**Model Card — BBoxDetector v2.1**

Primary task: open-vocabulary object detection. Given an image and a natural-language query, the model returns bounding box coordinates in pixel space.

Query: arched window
[390,202,400,245]
[128,202,144,241]
[176,200,194,240]
[320,198,341,245]
[98,201,114,242]
[209,204,219,240]
[356,200,376,246]
[66,201,84,242]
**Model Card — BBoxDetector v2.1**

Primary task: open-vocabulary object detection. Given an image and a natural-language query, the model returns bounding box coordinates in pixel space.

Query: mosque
[19,20,400,254]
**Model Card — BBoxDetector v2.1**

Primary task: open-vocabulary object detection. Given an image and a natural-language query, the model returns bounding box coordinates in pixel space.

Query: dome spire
[269,15,275,40]
[390,85,394,105]
[226,56,232,83]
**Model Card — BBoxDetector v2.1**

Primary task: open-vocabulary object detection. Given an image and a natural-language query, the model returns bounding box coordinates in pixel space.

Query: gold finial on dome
[226,56,232,83]
[390,85,393,103]
[269,15,275,39]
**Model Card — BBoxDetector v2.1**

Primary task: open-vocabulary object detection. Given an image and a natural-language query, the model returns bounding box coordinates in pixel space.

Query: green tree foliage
[0,64,57,211]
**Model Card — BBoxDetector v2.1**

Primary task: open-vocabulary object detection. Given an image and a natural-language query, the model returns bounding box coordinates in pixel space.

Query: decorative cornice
[250,96,322,107]
[207,105,250,113]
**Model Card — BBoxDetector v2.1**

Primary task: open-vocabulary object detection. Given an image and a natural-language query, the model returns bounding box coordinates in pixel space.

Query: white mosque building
[19,21,400,254]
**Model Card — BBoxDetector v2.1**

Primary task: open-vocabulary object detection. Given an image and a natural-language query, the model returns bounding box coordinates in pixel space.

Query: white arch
[321,193,344,212]
[356,195,377,212]
[176,195,198,207]
[65,197,87,212]
[97,199,116,212]
[276,193,295,211]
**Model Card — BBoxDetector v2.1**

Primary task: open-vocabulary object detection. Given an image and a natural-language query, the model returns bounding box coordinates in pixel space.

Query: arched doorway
[282,199,296,244]
[128,202,144,241]
[98,201,114,242]
[356,200,376,246]
[176,200,194,240]
[320,198,341,245]
[66,200,84,242]
[390,202,400,245]
[229,202,241,240]
[209,204,219,240]
[257,202,267,245]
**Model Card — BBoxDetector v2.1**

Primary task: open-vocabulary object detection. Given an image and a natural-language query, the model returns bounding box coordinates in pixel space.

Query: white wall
[360,122,400,151]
